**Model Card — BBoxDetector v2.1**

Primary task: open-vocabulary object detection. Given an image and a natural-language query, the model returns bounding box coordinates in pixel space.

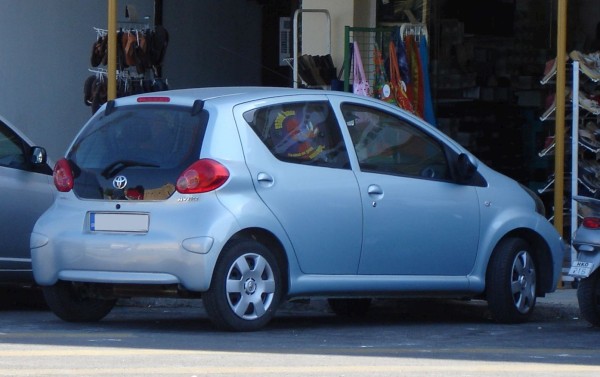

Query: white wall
[0,1,109,159]
[0,0,261,160]
[300,0,376,73]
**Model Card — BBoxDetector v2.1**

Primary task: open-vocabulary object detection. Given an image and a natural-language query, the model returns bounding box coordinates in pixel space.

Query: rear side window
[70,106,206,170]
[243,101,349,168]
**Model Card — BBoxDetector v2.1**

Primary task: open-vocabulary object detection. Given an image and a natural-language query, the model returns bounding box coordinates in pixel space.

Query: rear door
[234,96,363,274]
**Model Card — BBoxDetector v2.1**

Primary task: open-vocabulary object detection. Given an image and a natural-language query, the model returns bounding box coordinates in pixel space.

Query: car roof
[110,86,362,108]
[100,86,463,150]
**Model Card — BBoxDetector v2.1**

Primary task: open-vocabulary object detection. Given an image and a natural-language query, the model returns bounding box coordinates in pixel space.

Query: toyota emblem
[113,175,128,190]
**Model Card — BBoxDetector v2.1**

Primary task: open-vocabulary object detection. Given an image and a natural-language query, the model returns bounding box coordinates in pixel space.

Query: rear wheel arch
[224,228,290,294]
[203,231,287,331]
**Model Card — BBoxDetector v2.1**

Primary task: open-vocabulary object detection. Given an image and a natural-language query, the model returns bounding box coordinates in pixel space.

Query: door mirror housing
[457,153,477,182]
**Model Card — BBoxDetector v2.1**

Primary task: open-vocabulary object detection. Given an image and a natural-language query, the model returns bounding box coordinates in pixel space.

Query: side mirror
[457,153,477,181]
[30,146,47,165]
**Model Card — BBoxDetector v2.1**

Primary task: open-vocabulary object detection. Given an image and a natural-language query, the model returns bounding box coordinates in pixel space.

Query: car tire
[203,239,283,331]
[328,298,372,318]
[577,269,600,327]
[486,237,537,323]
[42,281,116,322]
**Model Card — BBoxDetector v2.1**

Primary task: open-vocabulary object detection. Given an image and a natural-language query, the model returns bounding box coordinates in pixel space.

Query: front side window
[342,103,450,180]
[244,101,349,168]
[0,123,26,170]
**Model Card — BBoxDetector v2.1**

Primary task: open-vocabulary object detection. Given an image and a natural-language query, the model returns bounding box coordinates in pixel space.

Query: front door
[337,103,480,276]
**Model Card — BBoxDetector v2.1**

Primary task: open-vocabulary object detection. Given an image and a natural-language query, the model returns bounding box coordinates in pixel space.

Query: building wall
[162,1,262,89]
[6,0,594,162]
[0,1,110,160]
[0,0,262,160]
[301,0,375,72]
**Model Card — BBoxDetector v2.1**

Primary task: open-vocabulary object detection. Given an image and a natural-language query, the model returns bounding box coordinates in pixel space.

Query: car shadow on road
[89,297,498,334]
[0,285,48,311]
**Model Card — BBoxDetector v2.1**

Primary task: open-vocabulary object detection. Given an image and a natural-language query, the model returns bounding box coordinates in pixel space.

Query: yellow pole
[554,0,567,236]
[107,0,117,100]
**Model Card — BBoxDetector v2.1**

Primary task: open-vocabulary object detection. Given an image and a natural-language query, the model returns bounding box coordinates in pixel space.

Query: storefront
[292,0,600,242]
[1,0,599,240]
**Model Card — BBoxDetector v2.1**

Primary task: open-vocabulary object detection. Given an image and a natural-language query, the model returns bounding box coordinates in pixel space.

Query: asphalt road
[0,289,598,376]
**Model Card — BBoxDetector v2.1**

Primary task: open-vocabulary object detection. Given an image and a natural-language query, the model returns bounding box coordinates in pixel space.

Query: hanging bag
[352,41,371,97]
[388,41,414,112]
[373,44,397,105]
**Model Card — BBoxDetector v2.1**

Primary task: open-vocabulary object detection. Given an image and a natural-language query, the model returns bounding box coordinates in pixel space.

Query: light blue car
[0,115,54,284]
[31,87,565,331]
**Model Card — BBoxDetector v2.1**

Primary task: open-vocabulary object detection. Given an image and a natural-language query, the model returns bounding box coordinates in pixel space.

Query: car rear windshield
[67,105,207,200]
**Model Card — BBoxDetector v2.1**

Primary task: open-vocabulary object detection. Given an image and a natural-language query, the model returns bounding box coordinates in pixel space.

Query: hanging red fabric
[388,41,414,112]
[404,36,425,118]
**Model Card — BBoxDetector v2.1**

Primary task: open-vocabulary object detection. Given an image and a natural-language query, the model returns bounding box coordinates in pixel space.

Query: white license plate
[90,213,149,233]
[569,261,594,278]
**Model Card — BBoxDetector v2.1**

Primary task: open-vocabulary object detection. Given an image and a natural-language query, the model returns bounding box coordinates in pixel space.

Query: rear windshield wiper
[101,160,160,179]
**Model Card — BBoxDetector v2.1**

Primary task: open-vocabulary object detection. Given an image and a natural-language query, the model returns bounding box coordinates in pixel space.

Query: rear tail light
[176,159,229,194]
[583,217,600,229]
[53,158,74,192]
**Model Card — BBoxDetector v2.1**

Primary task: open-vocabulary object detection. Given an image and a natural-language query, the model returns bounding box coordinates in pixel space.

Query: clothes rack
[399,23,428,42]
[292,9,331,88]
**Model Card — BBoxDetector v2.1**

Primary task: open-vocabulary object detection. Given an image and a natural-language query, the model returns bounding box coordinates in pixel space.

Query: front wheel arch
[485,236,538,323]
[486,229,554,296]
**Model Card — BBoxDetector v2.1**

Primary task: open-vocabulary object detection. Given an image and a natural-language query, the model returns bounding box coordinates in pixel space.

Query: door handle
[367,184,383,196]
[367,184,383,207]
[257,172,274,187]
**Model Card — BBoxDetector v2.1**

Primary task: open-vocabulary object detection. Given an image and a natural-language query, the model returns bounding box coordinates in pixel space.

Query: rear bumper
[29,195,240,292]
[31,229,219,291]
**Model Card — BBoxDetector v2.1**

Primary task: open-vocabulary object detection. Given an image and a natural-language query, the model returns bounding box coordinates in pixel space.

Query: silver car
[0,115,54,283]
[31,87,565,331]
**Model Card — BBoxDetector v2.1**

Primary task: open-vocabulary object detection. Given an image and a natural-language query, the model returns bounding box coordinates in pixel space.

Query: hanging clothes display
[374,42,413,112]
[390,28,411,87]
[404,35,425,118]
[392,24,436,125]
[346,24,435,126]
[419,36,436,126]
[85,25,170,114]
[353,41,372,97]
